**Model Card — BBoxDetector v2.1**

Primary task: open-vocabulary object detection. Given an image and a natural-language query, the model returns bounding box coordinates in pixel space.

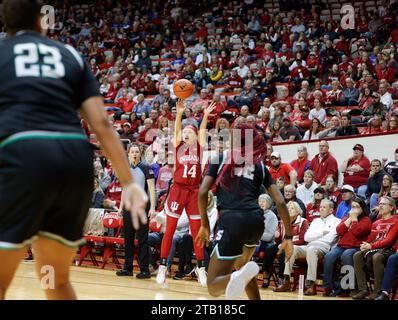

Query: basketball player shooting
[156,98,215,286]
[196,124,294,300]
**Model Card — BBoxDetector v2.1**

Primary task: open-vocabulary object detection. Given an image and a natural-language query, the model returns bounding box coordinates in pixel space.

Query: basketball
[173,79,195,100]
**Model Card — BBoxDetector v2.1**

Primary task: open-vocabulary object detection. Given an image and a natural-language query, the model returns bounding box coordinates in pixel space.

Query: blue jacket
[335,201,351,219]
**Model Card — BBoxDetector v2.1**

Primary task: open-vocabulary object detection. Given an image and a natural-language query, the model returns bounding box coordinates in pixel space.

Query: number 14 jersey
[173,141,203,187]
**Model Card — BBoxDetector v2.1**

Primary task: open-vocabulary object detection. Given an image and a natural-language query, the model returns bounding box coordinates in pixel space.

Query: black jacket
[366,170,387,198]
[335,125,359,137]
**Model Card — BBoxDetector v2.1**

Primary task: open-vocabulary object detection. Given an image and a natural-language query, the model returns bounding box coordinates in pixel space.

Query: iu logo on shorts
[170,201,179,212]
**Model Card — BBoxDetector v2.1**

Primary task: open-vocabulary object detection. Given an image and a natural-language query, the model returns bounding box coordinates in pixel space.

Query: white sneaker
[195,267,207,287]
[156,265,167,285]
[225,261,259,299]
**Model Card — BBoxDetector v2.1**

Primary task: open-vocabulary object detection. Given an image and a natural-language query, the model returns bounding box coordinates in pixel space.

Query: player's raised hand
[203,101,216,116]
[176,98,185,115]
[122,182,149,230]
[278,239,293,263]
[195,225,210,248]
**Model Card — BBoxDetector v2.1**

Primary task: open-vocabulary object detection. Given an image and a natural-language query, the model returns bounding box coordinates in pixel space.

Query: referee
[116,144,156,278]
[0,0,147,300]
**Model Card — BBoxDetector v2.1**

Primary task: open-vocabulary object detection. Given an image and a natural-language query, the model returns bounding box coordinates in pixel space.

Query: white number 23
[14,43,65,78]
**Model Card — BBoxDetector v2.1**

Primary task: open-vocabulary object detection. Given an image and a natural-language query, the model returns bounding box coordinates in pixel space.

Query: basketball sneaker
[225,261,259,299]
[156,265,167,285]
[195,267,207,287]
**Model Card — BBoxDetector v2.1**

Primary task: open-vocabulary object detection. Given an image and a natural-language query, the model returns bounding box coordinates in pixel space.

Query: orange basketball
[173,79,195,99]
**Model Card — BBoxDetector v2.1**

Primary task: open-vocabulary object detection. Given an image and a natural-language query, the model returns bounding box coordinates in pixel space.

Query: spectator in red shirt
[156,152,174,197]
[306,187,326,223]
[375,60,395,83]
[322,197,372,297]
[342,144,371,198]
[119,92,136,114]
[290,145,310,183]
[128,112,140,133]
[105,178,122,209]
[290,59,310,85]
[309,140,338,186]
[387,26,398,43]
[295,106,311,136]
[223,69,244,92]
[353,196,398,300]
[325,174,342,210]
[335,34,350,56]
[364,114,385,134]
[149,109,160,128]
[207,93,225,128]
[269,151,297,186]
[138,119,156,145]
[274,200,309,284]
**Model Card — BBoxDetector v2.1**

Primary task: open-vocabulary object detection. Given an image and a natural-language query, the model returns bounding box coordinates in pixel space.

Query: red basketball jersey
[173,142,202,186]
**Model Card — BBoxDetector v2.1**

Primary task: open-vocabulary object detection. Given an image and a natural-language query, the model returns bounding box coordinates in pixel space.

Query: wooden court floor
[7,261,343,300]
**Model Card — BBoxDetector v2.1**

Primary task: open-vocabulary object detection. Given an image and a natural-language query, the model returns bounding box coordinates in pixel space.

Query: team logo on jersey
[170,201,179,212]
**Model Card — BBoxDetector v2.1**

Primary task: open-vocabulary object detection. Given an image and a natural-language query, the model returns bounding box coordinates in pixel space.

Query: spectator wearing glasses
[352,196,398,300]
[283,185,307,217]
[322,197,372,297]
[269,152,298,186]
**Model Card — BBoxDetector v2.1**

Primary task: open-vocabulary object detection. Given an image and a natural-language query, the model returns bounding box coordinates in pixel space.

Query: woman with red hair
[196,124,293,300]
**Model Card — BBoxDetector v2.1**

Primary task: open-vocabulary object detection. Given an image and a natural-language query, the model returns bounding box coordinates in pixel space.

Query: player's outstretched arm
[80,96,148,229]
[267,184,293,262]
[174,98,185,147]
[196,175,215,248]
[198,101,216,147]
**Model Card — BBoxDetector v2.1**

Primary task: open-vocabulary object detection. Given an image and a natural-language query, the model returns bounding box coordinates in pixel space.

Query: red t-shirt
[390,28,398,43]
[156,165,174,192]
[367,217,398,250]
[343,156,371,188]
[306,203,321,224]
[105,180,122,207]
[269,163,295,185]
[336,216,372,248]
[290,158,310,183]
[326,188,342,211]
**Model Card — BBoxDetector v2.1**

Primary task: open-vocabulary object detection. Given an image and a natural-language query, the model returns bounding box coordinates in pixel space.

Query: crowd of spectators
[9,0,398,299]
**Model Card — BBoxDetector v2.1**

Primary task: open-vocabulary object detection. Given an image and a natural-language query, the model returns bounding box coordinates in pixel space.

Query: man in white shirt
[233,59,250,79]
[195,48,211,66]
[379,83,393,110]
[296,170,318,206]
[274,199,340,295]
